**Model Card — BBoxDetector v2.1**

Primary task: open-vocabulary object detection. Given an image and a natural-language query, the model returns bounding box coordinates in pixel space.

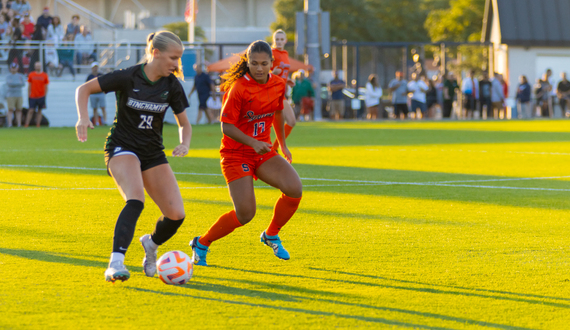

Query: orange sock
[199,210,243,246]
[265,194,302,236]
[273,123,294,151]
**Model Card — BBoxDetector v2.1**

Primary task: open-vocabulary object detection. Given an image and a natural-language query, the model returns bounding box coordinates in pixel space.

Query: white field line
[1,164,570,192]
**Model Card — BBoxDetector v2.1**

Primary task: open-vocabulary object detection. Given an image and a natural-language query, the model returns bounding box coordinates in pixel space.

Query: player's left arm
[173,110,192,157]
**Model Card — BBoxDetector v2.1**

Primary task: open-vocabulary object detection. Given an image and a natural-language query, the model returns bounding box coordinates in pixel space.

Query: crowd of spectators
[0,2,97,76]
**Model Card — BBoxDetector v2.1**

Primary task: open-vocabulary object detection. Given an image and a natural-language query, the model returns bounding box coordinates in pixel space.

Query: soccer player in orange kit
[270,29,296,151]
[190,40,303,266]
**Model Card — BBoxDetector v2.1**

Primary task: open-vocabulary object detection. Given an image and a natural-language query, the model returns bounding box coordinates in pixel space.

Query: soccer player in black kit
[75,31,192,283]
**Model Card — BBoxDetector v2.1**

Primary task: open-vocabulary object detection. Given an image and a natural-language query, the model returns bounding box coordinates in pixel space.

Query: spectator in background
[537,73,552,117]
[426,77,438,118]
[5,62,25,127]
[188,63,214,124]
[407,72,429,119]
[36,7,51,31]
[442,72,458,118]
[28,23,44,71]
[516,75,531,119]
[364,74,382,120]
[65,14,80,40]
[490,73,505,119]
[24,61,49,128]
[20,12,33,39]
[8,16,23,73]
[56,34,75,79]
[291,69,314,120]
[435,75,444,113]
[0,12,9,39]
[461,69,479,119]
[11,0,31,17]
[44,39,58,75]
[74,25,95,64]
[86,62,107,125]
[328,70,346,120]
[557,72,570,118]
[546,69,557,116]
[479,72,492,119]
[388,71,408,119]
[46,16,63,43]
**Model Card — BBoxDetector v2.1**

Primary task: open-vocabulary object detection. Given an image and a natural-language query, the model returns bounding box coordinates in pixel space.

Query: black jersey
[98,64,189,157]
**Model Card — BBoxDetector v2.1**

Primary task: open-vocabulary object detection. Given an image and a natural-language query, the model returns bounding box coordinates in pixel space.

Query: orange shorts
[220,149,279,184]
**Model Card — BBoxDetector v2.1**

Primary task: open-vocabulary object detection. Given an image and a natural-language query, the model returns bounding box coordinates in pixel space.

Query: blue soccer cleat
[190,236,209,266]
[260,231,290,260]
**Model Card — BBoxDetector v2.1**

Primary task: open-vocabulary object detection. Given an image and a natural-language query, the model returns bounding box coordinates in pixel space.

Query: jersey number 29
[253,122,265,137]
[138,114,154,129]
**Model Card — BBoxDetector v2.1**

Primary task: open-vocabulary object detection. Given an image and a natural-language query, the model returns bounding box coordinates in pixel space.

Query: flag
[184,0,197,23]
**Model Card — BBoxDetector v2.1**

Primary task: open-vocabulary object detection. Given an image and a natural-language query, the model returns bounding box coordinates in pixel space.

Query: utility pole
[305,0,322,120]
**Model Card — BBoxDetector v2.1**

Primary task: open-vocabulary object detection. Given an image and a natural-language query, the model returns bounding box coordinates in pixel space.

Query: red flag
[184,0,197,23]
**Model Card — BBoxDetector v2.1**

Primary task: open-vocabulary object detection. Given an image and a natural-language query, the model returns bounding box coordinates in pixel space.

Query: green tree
[163,22,207,42]
[424,0,486,42]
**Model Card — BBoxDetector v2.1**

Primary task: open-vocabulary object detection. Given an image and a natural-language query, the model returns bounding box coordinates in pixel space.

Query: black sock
[151,216,185,245]
[112,199,144,254]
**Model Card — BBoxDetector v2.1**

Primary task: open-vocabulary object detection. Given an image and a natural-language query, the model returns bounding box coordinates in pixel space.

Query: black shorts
[104,145,168,176]
[29,97,46,111]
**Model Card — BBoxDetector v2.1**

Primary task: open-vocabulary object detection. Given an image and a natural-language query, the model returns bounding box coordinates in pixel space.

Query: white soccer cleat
[140,234,158,277]
[105,260,130,283]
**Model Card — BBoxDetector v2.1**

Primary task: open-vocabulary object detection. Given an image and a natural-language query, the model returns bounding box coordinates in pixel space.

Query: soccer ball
[156,250,193,285]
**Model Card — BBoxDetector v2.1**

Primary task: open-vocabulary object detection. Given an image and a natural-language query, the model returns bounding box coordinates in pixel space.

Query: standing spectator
[388,71,408,119]
[24,61,49,127]
[291,70,314,120]
[556,72,570,118]
[490,73,505,119]
[86,62,106,125]
[478,72,492,119]
[7,16,23,72]
[328,70,346,120]
[461,69,479,119]
[65,14,80,40]
[364,74,382,120]
[0,12,9,39]
[546,69,557,116]
[5,62,25,127]
[74,26,95,64]
[442,72,458,118]
[537,73,552,117]
[20,12,33,40]
[435,75,444,113]
[407,72,429,119]
[426,77,439,118]
[188,63,214,124]
[516,75,532,119]
[46,15,63,43]
[36,7,52,31]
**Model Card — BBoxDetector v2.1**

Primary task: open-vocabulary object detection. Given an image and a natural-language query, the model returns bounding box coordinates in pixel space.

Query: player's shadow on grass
[210,265,570,310]
[0,247,143,273]
[128,286,458,330]
[309,267,570,303]
[190,275,535,330]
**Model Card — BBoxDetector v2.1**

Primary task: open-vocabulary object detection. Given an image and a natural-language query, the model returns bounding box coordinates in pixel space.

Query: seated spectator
[0,12,9,39]
[56,34,75,79]
[36,7,51,31]
[46,15,63,43]
[7,16,23,72]
[20,12,33,39]
[64,14,80,40]
[44,39,58,76]
[74,25,95,64]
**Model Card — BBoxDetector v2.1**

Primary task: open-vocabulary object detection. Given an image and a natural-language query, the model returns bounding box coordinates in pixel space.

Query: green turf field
[1,120,570,329]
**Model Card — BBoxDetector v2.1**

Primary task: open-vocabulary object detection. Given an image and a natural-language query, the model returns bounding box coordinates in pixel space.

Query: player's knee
[235,207,256,225]
[283,182,302,199]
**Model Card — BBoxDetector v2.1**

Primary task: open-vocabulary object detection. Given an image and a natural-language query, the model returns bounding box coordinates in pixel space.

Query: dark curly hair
[221,40,273,91]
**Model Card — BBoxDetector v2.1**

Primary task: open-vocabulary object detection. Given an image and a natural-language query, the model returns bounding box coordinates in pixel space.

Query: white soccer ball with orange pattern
[156,250,193,285]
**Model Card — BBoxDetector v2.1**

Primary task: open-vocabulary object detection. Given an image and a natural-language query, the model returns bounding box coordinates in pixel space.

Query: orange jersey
[28,71,49,98]
[220,73,286,154]
[271,48,290,79]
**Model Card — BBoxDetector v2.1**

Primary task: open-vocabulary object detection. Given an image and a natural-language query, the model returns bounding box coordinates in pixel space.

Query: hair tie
[149,33,155,41]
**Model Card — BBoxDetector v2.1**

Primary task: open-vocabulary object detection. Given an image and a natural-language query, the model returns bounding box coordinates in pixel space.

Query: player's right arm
[75,78,101,142]
[221,122,272,155]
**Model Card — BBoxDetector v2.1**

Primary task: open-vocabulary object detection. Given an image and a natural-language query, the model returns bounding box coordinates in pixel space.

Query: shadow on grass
[0,247,143,273]
[210,265,570,310]
[194,275,535,330]
[128,287,457,330]
[309,267,570,303]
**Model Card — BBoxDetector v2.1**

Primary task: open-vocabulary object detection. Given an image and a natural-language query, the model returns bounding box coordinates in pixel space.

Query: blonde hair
[272,29,286,48]
[145,30,184,79]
